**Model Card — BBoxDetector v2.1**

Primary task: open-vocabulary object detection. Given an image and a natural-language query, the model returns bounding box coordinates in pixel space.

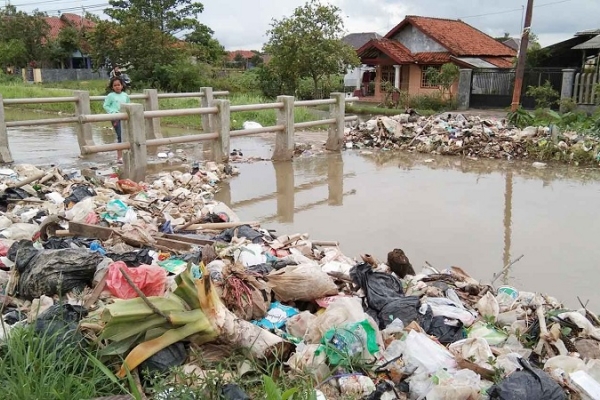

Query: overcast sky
[12,0,597,50]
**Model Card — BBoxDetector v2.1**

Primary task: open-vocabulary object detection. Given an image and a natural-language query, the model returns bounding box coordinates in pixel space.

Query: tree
[264,0,359,98]
[184,24,225,64]
[249,52,264,67]
[425,63,460,98]
[493,32,511,42]
[0,6,49,67]
[105,0,205,35]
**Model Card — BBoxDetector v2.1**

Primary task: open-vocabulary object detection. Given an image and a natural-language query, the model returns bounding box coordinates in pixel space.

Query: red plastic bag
[106,261,167,299]
[0,241,8,257]
[117,179,143,194]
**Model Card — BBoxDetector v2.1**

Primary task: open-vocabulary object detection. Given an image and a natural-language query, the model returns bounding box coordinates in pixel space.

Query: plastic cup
[497,285,519,300]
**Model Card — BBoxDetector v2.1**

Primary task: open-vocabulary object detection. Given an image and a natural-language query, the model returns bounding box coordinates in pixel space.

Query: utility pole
[511,0,534,112]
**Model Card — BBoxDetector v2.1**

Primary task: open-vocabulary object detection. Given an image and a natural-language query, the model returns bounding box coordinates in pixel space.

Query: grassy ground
[346,102,437,117]
[0,80,319,130]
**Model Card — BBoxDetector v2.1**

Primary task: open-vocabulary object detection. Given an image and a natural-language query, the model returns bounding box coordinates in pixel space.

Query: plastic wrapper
[286,311,317,339]
[105,261,167,299]
[267,263,338,302]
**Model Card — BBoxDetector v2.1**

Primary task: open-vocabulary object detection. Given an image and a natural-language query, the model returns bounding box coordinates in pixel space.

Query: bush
[409,92,454,111]
[136,60,212,92]
[526,80,559,109]
[0,71,21,84]
[210,70,261,93]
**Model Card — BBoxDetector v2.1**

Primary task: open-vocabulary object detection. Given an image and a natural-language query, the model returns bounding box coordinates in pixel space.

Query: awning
[572,35,600,50]
[451,57,499,68]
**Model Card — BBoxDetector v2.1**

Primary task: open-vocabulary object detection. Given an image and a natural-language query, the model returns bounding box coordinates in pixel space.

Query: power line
[9,0,100,8]
[458,0,574,20]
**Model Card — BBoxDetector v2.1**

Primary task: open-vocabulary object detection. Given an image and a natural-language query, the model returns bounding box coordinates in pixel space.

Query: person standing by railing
[103,76,130,164]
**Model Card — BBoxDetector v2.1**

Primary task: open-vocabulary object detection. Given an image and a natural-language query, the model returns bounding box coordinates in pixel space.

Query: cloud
[13,0,596,49]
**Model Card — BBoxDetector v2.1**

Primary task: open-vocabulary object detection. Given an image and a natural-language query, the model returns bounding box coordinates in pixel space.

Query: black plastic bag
[34,304,88,346]
[246,263,273,275]
[364,381,395,400]
[350,262,404,311]
[105,248,153,267]
[7,240,39,272]
[139,341,187,375]
[418,305,465,344]
[42,237,94,250]
[488,358,567,400]
[215,225,263,244]
[15,246,102,299]
[219,383,250,400]
[378,296,420,329]
[64,184,96,205]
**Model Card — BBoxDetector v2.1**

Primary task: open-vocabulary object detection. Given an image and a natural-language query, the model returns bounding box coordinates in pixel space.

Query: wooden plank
[179,220,260,231]
[68,221,114,240]
[154,237,193,252]
[159,233,215,246]
[84,269,108,310]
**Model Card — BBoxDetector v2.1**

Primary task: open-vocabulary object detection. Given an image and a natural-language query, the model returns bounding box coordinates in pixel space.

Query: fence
[0,87,357,181]
[573,72,599,105]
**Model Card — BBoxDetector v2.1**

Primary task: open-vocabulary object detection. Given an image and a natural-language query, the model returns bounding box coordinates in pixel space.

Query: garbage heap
[345,113,600,164]
[1,164,600,400]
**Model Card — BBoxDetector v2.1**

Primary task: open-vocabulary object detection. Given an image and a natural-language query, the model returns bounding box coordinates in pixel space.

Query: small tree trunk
[312,76,319,99]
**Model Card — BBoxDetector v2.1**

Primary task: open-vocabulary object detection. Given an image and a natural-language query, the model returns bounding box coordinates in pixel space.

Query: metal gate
[470,68,564,110]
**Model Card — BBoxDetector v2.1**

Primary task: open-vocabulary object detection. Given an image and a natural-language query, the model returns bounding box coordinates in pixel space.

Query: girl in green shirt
[103,77,130,163]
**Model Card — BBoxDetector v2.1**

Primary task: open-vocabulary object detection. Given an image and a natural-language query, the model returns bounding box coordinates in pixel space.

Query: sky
[10,0,598,50]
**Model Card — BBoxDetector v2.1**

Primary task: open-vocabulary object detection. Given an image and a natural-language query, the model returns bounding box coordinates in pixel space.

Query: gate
[470,68,564,110]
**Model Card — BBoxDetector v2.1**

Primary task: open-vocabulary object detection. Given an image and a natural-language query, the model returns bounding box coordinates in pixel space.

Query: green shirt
[103,92,130,114]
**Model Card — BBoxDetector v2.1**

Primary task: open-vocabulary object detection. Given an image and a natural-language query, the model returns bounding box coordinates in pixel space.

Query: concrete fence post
[143,89,162,139]
[211,99,230,163]
[200,87,214,133]
[272,95,295,161]
[0,95,13,163]
[73,90,94,153]
[560,69,577,112]
[326,92,345,151]
[457,69,473,110]
[121,103,147,182]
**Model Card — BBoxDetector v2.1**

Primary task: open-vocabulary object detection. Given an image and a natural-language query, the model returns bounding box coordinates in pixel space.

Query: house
[44,13,96,69]
[226,50,262,69]
[342,32,381,89]
[534,29,599,69]
[354,16,516,101]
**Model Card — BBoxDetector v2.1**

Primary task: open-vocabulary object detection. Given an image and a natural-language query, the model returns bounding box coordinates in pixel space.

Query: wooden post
[212,99,230,163]
[121,103,147,182]
[0,94,13,163]
[326,92,345,151]
[272,95,295,161]
[143,89,162,139]
[200,87,214,133]
[74,90,94,154]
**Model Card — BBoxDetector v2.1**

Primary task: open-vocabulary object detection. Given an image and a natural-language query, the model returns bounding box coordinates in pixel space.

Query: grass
[0,324,130,400]
[0,81,320,130]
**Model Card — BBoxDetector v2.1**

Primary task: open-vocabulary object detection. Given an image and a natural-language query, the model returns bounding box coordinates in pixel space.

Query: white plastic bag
[286,311,316,339]
[65,197,96,222]
[403,330,457,375]
[422,297,477,327]
[233,243,267,267]
[475,292,499,320]
[305,297,369,344]
[448,338,494,369]
[427,369,482,400]
[286,344,329,382]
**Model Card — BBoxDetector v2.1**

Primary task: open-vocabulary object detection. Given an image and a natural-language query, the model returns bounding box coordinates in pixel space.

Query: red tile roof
[227,50,256,61]
[357,38,415,64]
[44,13,96,40]
[413,52,451,64]
[385,16,516,57]
[482,56,515,68]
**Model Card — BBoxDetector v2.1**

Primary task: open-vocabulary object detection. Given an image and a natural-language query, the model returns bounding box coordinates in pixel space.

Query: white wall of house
[391,25,447,53]
[344,65,375,89]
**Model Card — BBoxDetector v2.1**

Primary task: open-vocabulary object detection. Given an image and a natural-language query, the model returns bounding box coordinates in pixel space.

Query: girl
[103,76,130,164]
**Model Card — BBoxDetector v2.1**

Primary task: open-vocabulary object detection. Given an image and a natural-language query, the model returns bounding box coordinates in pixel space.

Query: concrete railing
[0,87,358,181]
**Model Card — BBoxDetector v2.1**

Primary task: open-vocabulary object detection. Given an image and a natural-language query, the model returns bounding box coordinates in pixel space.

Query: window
[381,66,395,83]
[421,65,441,88]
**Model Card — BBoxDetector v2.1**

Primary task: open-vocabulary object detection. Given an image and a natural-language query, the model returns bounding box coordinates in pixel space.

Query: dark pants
[112,121,122,143]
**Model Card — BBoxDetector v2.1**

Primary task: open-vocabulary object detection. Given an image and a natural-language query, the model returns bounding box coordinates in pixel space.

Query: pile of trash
[345,113,600,165]
[1,163,600,400]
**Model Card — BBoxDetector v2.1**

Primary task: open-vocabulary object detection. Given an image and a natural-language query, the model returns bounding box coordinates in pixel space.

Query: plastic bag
[449,338,494,369]
[322,319,380,366]
[117,179,143,194]
[139,342,187,375]
[468,321,508,346]
[158,258,188,274]
[0,222,39,240]
[402,330,457,375]
[253,301,299,330]
[267,263,338,302]
[305,297,369,344]
[234,243,267,267]
[65,197,96,222]
[286,311,317,339]
[215,224,263,244]
[423,297,477,327]
[34,304,88,347]
[105,249,153,267]
[219,384,250,400]
[287,344,329,382]
[419,305,466,344]
[350,262,404,312]
[106,261,167,299]
[378,295,420,329]
[64,184,96,205]
[427,369,482,400]
[11,241,102,299]
[488,358,567,400]
[102,199,137,223]
[476,292,500,320]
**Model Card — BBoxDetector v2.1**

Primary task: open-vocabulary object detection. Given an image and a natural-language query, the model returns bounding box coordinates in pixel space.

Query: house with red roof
[354,16,517,101]
[43,13,96,69]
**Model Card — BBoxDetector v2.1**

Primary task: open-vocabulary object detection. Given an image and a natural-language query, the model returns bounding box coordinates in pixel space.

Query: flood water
[5,109,600,310]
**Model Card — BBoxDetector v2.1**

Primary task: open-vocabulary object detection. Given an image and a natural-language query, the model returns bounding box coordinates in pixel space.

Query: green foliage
[507,107,534,128]
[106,0,205,35]
[255,64,292,98]
[295,75,344,100]
[149,60,212,92]
[424,63,460,97]
[0,326,128,399]
[264,0,360,99]
[185,24,226,64]
[409,92,454,111]
[0,6,49,68]
[211,70,261,94]
[526,80,559,109]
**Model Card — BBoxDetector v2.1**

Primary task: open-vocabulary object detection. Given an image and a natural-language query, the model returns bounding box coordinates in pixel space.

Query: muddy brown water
[6,109,600,310]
